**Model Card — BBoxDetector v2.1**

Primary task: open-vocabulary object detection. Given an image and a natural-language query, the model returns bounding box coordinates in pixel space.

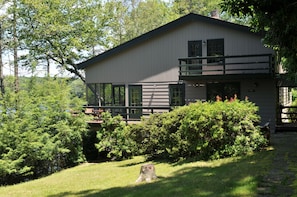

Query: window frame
[169,83,185,106]
[207,39,224,64]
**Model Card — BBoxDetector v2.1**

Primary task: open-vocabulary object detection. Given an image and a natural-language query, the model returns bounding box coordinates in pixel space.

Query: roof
[77,13,256,69]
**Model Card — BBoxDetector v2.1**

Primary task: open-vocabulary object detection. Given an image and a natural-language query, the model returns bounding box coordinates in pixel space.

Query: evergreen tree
[0,77,88,185]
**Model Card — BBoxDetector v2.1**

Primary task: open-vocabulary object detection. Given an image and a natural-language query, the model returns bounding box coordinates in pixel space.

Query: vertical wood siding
[85,20,273,84]
[241,78,277,130]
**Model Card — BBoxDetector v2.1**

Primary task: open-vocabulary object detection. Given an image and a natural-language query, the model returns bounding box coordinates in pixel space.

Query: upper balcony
[179,54,275,80]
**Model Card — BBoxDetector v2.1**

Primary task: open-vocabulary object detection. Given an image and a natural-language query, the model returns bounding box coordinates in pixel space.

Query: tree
[8,0,112,81]
[124,0,177,42]
[0,0,20,92]
[0,24,4,93]
[221,0,297,78]
[105,0,177,47]
[172,0,222,16]
[0,77,89,185]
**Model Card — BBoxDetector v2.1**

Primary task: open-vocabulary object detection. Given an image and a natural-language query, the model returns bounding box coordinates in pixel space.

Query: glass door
[129,85,142,119]
[112,85,125,117]
[188,40,202,74]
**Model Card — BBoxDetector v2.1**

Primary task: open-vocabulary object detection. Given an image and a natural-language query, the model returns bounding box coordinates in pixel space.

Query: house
[78,13,290,132]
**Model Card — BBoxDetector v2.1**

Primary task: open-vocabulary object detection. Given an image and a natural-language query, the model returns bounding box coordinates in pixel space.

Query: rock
[135,164,157,183]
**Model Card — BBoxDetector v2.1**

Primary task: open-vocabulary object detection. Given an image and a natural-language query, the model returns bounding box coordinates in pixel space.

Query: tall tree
[103,0,129,47]
[172,0,222,16]
[12,0,19,92]
[221,0,297,78]
[0,0,20,92]
[124,0,177,41]
[0,25,3,93]
[105,0,177,47]
[13,0,111,81]
[0,77,88,185]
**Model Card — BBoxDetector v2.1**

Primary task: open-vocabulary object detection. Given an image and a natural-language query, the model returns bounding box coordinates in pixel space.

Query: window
[169,84,185,106]
[99,83,112,106]
[188,40,202,74]
[207,82,240,101]
[207,39,224,63]
[129,85,142,119]
[188,40,202,57]
[87,83,98,105]
[112,85,126,116]
[86,83,126,110]
[113,85,125,106]
[99,84,126,107]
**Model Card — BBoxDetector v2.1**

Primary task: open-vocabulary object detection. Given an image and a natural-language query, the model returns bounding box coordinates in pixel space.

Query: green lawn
[0,150,273,197]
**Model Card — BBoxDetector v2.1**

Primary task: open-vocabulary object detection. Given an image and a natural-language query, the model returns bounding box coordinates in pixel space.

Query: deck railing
[84,105,172,122]
[278,105,297,124]
[179,54,274,77]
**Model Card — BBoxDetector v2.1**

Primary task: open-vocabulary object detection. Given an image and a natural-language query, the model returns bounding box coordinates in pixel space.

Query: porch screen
[86,83,99,105]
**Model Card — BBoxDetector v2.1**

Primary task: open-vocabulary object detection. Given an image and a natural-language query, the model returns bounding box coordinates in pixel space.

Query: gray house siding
[241,79,277,130]
[84,20,273,84]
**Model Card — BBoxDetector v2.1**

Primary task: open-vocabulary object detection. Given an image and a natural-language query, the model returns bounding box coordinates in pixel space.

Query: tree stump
[135,164,157,183]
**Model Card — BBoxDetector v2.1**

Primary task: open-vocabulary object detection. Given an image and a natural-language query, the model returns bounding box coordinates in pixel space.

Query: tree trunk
[13,0,19,92]
[0,24,4,94]
[135,164,157,183]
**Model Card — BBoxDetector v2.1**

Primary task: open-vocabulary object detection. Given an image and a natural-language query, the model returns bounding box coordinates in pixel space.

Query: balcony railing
[179,54,274,78]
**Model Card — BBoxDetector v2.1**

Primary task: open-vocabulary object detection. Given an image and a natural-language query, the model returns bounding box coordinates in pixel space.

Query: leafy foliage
[221,0,297,78]
[129,100,267,161]
[172,0,222,16]
[95,112,136,160]
[0,77,88,185]
[288,92,297,122]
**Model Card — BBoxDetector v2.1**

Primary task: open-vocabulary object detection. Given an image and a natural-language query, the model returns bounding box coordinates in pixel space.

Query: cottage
[78,13,291,131]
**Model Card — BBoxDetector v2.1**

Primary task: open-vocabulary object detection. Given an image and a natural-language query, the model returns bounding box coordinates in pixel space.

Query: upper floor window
[207,39,224,63]
[188,41,202,73]
[188,40,202,57]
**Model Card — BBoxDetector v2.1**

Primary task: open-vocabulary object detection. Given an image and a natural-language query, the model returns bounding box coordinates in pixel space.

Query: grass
[0,150,273,197]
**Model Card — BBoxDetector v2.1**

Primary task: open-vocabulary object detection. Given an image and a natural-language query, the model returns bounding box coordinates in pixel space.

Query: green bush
[95,112,136,160]
[129,107,188,159]
[288,99,297,123]
[129,100,267,161]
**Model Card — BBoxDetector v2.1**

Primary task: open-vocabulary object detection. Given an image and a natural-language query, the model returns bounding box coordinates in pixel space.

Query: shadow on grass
[48,150,273,197]
[118,160,148,167]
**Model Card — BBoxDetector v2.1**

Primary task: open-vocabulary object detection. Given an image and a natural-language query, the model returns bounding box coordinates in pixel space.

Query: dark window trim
[169,83,185,106]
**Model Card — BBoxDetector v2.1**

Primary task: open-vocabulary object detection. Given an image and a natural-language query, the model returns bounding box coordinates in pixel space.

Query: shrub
[129,106,188,159]
[129,100,267,161]
[180,101,265,160]
[95,112,136,160]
